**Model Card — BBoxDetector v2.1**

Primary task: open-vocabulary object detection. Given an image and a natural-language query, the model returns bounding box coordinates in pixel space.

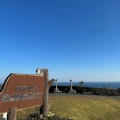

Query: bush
[27,111,72,120]
[91,88,120,96]
[45,115,72,120]
[49,86,70,93]
[76,86,92,94]
[49,86,120,96]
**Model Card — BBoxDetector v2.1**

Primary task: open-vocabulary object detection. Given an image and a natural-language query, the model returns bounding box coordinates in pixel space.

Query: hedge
[49,86,120,96]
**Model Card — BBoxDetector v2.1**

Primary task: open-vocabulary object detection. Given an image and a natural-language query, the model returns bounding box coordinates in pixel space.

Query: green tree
[78,81,84,87]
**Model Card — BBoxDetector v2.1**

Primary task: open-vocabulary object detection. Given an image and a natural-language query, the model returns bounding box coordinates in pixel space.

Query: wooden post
[7,107,17,120]
[43,69,48,116]
[42,69,55,116]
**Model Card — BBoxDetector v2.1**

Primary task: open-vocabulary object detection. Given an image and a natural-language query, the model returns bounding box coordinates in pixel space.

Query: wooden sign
[0,73,44,113]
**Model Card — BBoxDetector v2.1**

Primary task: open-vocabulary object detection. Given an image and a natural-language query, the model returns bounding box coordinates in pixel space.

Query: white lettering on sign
[1,92,42,102]
[14,86,37,91]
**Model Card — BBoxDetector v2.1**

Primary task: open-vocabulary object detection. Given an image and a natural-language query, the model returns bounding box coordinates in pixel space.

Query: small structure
[36,68,44,76]
[54,79,62,93]
[68,79,77,94]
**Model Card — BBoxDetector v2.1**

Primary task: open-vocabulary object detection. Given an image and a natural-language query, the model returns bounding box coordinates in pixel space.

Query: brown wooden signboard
[0,73,44,113]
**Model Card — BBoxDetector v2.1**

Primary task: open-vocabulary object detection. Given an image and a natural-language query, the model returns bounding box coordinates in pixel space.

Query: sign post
[0,68,55,119]
[7,107,17,120]
[42,69,55,116]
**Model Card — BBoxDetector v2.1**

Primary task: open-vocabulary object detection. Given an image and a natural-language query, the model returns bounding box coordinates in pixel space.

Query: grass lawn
[49,95,120,120]
[0,94,119,120]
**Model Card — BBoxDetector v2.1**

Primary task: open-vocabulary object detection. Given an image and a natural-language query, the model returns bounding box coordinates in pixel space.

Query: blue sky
[0,0,120,83]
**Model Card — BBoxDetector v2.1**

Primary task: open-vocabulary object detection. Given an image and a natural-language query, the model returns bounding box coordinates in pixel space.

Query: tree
[78,81,84,87]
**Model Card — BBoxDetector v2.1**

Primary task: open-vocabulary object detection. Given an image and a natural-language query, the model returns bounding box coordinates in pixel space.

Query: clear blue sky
[0,0,120,83]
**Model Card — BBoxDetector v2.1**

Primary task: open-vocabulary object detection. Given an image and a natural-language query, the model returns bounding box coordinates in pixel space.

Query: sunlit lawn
[49,95,120,120]
[0,95,119,120]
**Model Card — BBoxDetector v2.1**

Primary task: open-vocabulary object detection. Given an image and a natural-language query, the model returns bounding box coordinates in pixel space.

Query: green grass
[0,95,119,120]
[49,96,120,120]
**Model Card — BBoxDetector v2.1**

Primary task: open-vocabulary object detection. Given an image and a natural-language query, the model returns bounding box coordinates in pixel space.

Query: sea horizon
[53,81,120,89]
[0,81,120,89]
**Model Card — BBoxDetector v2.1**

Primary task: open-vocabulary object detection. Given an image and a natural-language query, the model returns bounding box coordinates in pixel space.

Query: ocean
[53,82,120,89]
[0,82,120,89]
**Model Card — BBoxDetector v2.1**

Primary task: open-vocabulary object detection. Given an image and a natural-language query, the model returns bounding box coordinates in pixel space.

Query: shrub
[49,86,120,96]
[91,88,120,96]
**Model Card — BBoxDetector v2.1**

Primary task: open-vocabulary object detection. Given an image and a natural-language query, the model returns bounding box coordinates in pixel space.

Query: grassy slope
[49,96,120,120]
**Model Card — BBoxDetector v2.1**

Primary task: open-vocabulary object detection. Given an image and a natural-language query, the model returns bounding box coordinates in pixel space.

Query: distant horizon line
[1,81,120,85]
[0,79,120,84]
[55,81,120,83]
